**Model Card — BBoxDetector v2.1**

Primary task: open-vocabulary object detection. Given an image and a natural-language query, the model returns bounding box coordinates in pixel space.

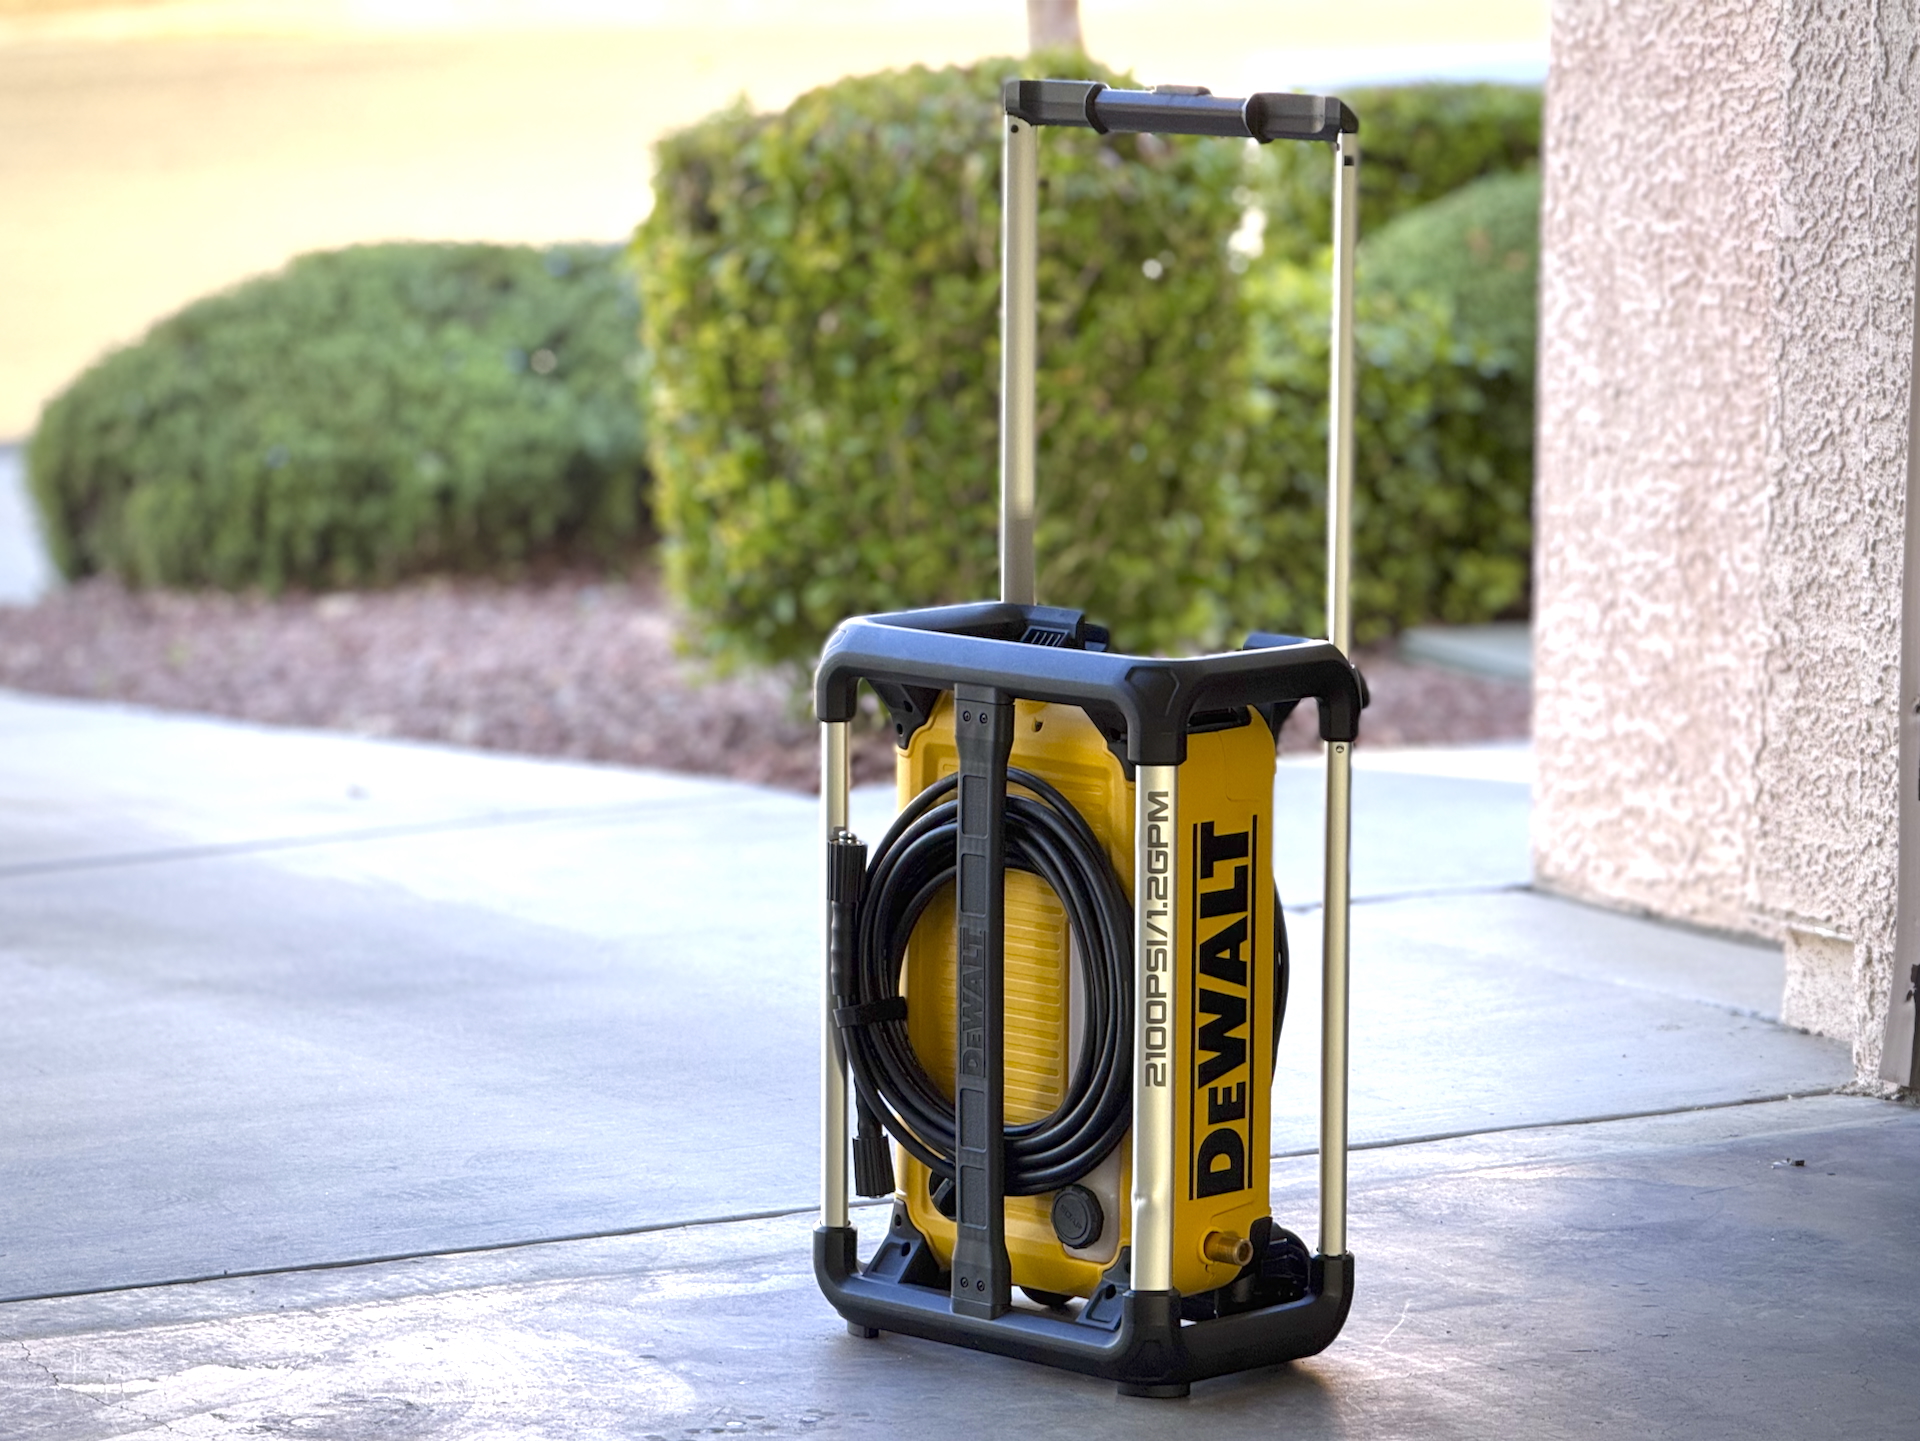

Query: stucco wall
[1534,0,1784,936]
[1753,1,1916,1072]
[1536,0,1917,1081]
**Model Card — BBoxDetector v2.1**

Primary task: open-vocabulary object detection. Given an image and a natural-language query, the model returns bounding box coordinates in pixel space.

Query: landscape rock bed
[0,576,1529,791]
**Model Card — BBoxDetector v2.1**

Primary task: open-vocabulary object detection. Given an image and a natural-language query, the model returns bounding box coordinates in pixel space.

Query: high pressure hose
[831,767,1288,1200]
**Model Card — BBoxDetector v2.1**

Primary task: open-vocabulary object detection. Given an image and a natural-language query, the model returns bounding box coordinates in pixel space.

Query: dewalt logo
[1190,819,1256,1198]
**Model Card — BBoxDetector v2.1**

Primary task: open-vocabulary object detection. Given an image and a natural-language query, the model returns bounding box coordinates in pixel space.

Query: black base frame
[814,1207,1353,1398]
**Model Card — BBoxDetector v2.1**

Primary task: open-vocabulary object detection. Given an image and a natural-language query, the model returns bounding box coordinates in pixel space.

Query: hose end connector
[1202,1230,1255,1268]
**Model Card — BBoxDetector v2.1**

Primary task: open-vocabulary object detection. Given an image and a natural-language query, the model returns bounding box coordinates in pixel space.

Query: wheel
[1020,1285,1073,1309]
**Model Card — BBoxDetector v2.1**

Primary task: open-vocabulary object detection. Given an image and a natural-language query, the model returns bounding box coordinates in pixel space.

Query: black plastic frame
[815,602,1364,766]
[815,1214,1354,1395]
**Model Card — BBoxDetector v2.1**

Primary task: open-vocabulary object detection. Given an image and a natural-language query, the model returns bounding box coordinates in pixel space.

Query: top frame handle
[1003,79,1357,143]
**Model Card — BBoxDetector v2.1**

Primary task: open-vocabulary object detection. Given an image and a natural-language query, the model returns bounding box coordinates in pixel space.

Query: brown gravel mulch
[0,575,1530,792]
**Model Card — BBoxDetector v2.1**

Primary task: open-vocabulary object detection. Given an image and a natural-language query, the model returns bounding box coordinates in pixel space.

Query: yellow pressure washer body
[812,75,1364,1398]
[897,693,1277,1301]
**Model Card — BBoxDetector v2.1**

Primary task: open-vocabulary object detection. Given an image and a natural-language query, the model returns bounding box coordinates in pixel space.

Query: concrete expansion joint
[13,1101,1867,1306]
[1287,880,1529,916]
[0,1199,902,1307]
[1239,1090,1854,1166]
[0,790,776,885]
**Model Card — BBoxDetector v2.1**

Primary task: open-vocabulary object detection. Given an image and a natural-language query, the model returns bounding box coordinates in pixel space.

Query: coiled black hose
[834,767,1288,1199]
[839,768,1132,1196]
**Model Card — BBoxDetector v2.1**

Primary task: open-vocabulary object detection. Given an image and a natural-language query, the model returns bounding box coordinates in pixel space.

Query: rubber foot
[1117,1381,1191,1399]
[847,1322,881,1339]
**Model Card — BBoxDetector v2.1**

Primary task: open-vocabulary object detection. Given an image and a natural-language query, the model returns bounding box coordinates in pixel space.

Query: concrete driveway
[0,689,1908,1438]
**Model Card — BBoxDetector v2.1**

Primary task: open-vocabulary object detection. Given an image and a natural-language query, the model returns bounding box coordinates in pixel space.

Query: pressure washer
[813,77,1363,1397]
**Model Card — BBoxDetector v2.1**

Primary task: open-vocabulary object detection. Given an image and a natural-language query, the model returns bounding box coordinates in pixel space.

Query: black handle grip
[1002,78,1357,144]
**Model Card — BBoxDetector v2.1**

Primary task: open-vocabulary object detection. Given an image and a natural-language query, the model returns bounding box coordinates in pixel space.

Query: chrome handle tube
[1319,132,1359,1258]
[1327,131,1358,658]
[1000,116,1039,606]
[1130,765,1179,1292]
[821,719,852,1229]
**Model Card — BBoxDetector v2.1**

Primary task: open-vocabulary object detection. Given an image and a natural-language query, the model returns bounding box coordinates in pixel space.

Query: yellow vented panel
[903,874,1068,1126]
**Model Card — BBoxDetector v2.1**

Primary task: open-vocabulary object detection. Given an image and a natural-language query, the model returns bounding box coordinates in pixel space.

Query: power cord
[831,766,1287,1201]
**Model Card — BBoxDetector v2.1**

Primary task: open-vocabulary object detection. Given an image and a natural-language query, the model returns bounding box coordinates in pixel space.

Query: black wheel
[1020,1286,1073,1309]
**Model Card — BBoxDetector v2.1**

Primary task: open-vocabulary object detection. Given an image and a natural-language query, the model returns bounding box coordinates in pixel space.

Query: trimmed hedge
[1250,82,1541,267]
[634,55,1248,670]
[1361,169,1541,378]
[29,242,648,591]
[1227,169,1540,644]
[638,68,1542,668]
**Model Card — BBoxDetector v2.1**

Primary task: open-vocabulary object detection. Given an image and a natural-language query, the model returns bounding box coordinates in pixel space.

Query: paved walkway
[0,690,1909,1437]
[0,444,55,606]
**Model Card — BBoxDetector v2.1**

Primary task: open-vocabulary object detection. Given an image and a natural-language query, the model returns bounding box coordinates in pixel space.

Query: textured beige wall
[1536,0,1917,1081]
[1534,0,1784,935]
[1753,1,1916,1072]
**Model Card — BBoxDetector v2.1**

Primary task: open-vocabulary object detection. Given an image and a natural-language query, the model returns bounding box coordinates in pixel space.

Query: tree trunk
[1027,0,1083,53]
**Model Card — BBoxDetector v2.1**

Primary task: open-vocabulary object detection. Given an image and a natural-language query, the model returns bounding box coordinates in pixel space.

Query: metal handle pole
[1130,765,1179,1292]
[1319,132,1359,1258]
[1318,741,1353,1256]
[821,720,852,1229]
[1000,116,1039,606]
[1326,132,1358,658]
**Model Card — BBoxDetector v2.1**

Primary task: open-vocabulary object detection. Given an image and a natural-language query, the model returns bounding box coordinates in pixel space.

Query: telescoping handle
[992,78,1362,1286]
[1004,79,1357,143]
[996,81,1357,609]
[1321,86,1360,1267]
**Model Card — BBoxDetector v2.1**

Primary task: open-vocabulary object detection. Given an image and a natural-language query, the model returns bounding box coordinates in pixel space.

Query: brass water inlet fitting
[1202,1230,1254,1267]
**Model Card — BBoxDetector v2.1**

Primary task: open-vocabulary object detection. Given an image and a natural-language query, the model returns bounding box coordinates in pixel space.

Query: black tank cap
[1051,1184,1105,1251]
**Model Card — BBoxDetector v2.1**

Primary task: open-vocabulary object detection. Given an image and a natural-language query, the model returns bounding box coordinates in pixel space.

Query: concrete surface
[3,1096,1913,1439]
[1274,750,1531,907]
[1,686,1906,1437]
[1398,622,1532,681]
[1270,893,1839,1154]
[0,443,55,606]
[0,690,1530,905]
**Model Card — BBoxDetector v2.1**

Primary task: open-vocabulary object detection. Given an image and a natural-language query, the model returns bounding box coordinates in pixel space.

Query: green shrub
[634,55,1248,671]
[1361,169,1541,377]
[1250,82,1541,266]
[29,241,648,590]
[1225,170,1539,643]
